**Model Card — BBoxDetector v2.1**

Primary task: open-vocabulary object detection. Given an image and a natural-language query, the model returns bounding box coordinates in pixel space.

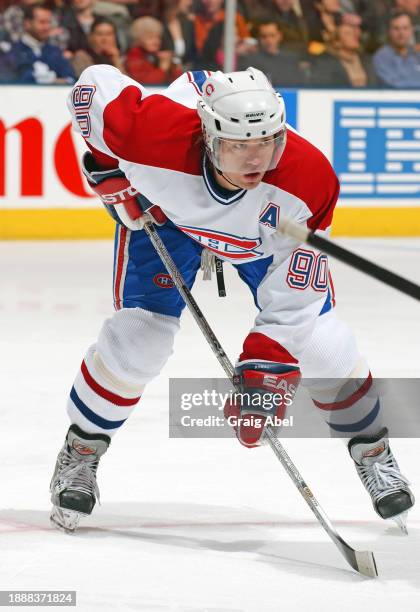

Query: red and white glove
[82,152,167,230]
[224,361,301,448]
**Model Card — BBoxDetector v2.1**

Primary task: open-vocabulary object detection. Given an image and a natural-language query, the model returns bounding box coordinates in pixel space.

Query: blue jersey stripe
[70,387,127,430]
[319,288,332,315]
[327,399,380,433]
[191,70,207,93]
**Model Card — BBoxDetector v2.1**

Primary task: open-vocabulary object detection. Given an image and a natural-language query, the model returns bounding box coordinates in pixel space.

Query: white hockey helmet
[197,67,287,172]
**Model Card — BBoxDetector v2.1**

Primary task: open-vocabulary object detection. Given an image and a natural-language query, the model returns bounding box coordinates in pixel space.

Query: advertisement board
[0,85,419,238]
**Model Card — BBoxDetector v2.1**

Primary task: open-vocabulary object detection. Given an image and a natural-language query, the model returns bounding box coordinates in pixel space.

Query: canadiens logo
[205,83,215,96]
[153,273,175,288]
[178,226,263,260]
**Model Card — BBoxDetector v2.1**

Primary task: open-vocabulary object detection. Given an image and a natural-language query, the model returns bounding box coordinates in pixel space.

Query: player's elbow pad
[81,152,167,230]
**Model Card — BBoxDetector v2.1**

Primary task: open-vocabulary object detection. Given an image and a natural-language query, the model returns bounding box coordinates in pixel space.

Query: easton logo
[153,273,175,288]
[100,185,139,205]
[178,226,263,260]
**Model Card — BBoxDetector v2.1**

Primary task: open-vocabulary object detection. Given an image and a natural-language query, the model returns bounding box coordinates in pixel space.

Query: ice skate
[348,427,414,533]
[50,425,110,533]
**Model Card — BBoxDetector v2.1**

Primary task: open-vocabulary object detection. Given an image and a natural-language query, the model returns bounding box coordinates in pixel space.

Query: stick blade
[333,533,378,577]
[354,550,378,578]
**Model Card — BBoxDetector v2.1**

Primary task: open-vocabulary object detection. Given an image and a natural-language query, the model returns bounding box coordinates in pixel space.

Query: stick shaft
[142,218,376,576]
[309,233,420,300]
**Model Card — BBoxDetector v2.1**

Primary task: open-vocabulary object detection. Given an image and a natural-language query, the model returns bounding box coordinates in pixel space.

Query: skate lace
[357,452,410,503]
[55,446,101,503]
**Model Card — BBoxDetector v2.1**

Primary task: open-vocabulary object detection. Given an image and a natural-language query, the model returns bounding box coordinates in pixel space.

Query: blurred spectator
[257,0,309,53]
[128,0,163,20]
[197,0,257,69]
[0,37,12,80]
[394,0,420,45]
[303,0,342,49]
[200,19,257,69]
[194,0,252,58]
[126,16,182,84]
[61,0,97,53]
[100,0,138,6]
[0,3,75,83]
[0,0,69,49]
[373,11,420,86]
[162,0,196,67]
[354,0,392,53]
[62,0,129,52]
[310,14,377,86]
[94,1,131,50]
[238,20,305,85]
[238,0,271,21]
[70,17,125,77]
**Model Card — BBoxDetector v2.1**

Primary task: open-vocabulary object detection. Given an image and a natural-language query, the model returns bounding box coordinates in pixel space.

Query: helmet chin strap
[214,166,243,190]
[204,149,243,190]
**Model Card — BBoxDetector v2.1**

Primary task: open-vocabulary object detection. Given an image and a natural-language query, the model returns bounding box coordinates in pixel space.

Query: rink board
[0,85,419,238]
[1,206,420,239]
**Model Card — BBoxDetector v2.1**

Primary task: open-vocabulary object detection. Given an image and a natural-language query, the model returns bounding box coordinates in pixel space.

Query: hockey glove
[82,152,167,230]
[224,361,301,448]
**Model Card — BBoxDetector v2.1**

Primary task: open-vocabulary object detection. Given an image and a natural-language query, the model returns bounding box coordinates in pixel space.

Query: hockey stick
[141,216,378,578]
[277,218,420,301]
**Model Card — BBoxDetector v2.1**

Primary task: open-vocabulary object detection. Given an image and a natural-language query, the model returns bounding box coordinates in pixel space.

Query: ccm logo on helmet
[205,83,215,96]
[100,185,139,205]
[153,273,175,289]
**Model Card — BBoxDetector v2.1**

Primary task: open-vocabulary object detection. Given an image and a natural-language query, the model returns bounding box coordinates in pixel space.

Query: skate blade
[390,511,408,535]
[50,506,82,533]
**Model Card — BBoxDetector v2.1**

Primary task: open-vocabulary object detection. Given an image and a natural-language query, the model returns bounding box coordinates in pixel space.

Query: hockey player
[50,66,414,532]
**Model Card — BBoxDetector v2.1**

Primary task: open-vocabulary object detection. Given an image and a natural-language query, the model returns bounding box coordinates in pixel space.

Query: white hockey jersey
[68,66,340,366]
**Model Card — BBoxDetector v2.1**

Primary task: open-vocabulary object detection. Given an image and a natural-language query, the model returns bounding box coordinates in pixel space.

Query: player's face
[218,136,276,189]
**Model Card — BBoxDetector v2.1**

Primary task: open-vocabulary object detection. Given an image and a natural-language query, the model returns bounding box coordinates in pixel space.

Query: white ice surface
[1,238,420,612]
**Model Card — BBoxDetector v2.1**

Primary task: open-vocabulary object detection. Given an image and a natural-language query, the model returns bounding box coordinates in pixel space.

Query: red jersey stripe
[328,271,336,307]
[81,360,140,406]
[313,372,373,411]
